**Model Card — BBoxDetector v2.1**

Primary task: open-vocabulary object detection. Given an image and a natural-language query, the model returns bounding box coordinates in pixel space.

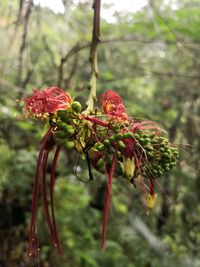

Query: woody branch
[84,0,101,114]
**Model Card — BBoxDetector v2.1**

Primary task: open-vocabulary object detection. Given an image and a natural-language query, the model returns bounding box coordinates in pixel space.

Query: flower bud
[71,101,82,113]
[124,158,135,180]
[146,193,157,210]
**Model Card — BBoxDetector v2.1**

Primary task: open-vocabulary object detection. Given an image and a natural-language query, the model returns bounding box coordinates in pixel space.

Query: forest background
[0,0,200,266]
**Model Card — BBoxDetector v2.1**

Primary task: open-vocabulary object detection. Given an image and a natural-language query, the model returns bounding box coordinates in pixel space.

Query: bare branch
[16,0,33,87]
[43,37,57,69]
[57,43,90,87]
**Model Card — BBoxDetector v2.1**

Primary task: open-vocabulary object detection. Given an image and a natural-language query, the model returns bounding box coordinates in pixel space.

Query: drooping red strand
[42,151,55,244]
[133,150,147,200]
[149,179,155,195]
[28,127,53,262]
[50,145,62,255]
[102,154,116,253]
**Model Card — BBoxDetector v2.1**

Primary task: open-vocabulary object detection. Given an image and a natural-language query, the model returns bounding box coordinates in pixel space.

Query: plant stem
[84,0,101,114]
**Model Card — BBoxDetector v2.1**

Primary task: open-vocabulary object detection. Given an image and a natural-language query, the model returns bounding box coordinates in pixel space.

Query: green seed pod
[160,147,165,152]
[156,165,162,170]
[118,140,126,149]
[103,139,110,146]
[147,151,154,159]
[97,158,104,170]
[163,152,171,158]
[145,138,151,143]
[112,125,120,132]
[133,133,140,139]
[152,169,158,175]
[124,132,134,139]
[117,151,122,158]
[71,101,82,113]
[145,145,154,151]
[65,141,75,150]
[109,136,116,143]
[64,125,75,137]
[160,137,167,141]
[56,122,75,137]
[54,131,66,139]
[150,133,155,138]
[115,161,125,176]
[57,110,71,123]
[114,133,123,140]
[139,138,145,144]
[158,170,163,176]
[97,144,105,151]
[56,121,68,130]
[173,150,179,156]
[152,139,159,144]
[165,148,171,153]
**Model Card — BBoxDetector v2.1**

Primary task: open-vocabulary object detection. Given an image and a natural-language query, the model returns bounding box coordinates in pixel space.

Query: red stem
[149,179,155,195]
[42,150,56,243]
[102,154,116,253]
[82,115,108,127]
[28,127,53,262]
[50,145,62,255]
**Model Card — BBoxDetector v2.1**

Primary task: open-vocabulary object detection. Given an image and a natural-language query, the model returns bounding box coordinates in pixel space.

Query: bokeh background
[0,0,200,266]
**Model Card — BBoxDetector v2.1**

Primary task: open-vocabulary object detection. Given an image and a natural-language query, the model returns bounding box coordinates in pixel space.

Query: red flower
[98,90,128,120]
[24,87,72,118]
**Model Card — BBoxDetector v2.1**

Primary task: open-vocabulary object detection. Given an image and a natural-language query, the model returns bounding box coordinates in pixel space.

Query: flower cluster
[23,87,179,262]
[23,86,72,118]
[98,89,128,120]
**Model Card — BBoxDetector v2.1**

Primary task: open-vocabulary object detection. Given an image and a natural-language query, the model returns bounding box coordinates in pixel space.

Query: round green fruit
[124,132,134,139]
[65,141,75,150]
[71,101,82,113]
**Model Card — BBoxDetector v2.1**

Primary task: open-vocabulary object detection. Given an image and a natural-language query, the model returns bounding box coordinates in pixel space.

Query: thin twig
[57,43,90,87]
[16,0,33,87]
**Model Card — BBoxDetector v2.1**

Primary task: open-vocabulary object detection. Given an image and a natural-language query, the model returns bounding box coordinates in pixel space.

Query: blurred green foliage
[0,0,200,266]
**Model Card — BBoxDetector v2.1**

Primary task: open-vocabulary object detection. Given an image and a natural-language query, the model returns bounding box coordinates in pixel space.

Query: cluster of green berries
[51,102,179,181]
[93,129,179,180]
[136,132,179,178]
[52,101,82,149]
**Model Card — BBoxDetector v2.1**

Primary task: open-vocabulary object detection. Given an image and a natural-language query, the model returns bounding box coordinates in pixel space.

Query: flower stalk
[84,0,101,114]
